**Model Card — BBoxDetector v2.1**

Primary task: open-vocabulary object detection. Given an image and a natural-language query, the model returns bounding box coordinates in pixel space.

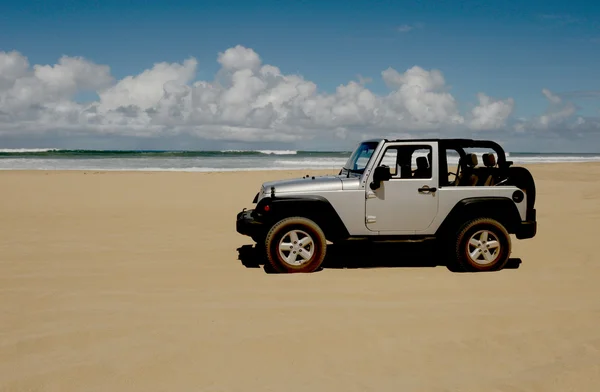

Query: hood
[262,175,344,195]
[258,175,363,199]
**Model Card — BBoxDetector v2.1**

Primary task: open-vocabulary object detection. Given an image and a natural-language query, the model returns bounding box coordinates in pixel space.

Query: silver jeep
[236,138,537,273]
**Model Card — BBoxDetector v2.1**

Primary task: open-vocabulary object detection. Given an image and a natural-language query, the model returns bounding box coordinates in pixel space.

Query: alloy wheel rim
[467,229,501,265]
[278,229,315,266]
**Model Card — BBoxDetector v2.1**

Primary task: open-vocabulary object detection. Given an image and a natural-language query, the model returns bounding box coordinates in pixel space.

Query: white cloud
[468,93,515,131]
[0,51,29,90]
[541,88,562,105]
[97,58,197,111]
[217,45,262,71]
[397,23,424,33]
[514,88,579,132]
[0,45,595,147]
[381,66,465,128]
[0,51,113,115]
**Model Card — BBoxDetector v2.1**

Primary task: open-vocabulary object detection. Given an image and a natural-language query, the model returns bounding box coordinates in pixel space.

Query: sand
[1,163,600,391]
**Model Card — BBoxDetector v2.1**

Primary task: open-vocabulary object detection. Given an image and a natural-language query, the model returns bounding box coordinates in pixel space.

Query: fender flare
[436,196,522,236]
[254,196,350,241]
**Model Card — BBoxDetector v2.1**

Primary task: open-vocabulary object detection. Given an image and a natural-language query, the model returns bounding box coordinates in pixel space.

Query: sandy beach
[1,163,600,391]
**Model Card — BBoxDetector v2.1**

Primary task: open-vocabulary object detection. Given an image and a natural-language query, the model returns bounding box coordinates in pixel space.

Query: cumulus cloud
[468,93,515,131]
[0,52,113,116]
[97,58,197,111]
[217,45,262,71]
[0,45,594,147]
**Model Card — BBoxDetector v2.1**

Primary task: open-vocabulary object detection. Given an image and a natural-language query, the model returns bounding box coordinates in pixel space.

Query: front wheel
[264,217,327,273]
[450,218,511,272]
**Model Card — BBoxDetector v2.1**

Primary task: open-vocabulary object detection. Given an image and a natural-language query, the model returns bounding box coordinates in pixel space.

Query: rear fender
[436,197,522,236]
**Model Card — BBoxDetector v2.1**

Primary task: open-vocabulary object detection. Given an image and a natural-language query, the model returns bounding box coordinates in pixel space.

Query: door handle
[418,186,437,193]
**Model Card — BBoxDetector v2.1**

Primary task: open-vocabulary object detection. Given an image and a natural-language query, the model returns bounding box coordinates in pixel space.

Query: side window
[411,148,432,179]
[376,145,433,179]
[446,148,460,185]
[379,148,399,176]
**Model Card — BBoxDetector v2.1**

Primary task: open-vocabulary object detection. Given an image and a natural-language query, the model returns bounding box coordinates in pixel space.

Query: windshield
[342,141,380,175]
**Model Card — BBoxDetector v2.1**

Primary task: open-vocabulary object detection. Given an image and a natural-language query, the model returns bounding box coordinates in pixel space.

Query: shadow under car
[236,241,522,273]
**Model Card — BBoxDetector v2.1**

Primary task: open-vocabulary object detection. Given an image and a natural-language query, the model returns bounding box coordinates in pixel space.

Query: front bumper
[236,209,263,238]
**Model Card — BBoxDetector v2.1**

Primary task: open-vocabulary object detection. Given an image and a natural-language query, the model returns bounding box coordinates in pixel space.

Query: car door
[365,142,440,234]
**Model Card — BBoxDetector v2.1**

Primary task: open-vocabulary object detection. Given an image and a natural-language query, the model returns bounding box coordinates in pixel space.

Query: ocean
[1,149,600,172]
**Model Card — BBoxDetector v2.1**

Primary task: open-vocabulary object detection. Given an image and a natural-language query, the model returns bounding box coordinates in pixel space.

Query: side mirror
[370,165,392,190]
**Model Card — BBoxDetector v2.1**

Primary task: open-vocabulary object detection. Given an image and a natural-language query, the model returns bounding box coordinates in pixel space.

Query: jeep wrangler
[236,138,537,273]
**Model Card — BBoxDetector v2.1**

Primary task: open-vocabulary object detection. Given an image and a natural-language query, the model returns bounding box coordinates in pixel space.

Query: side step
[345,236,437,244]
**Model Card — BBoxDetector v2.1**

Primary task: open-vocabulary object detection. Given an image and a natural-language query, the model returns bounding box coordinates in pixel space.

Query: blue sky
[1,0,599,151]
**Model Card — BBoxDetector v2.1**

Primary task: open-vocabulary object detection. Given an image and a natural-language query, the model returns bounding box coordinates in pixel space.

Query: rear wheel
[449,218,511,272]
[265,217,327,273]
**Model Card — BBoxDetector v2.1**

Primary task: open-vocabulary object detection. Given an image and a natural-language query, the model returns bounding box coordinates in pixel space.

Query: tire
[264,217,327,273]
[449,218,511,272]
